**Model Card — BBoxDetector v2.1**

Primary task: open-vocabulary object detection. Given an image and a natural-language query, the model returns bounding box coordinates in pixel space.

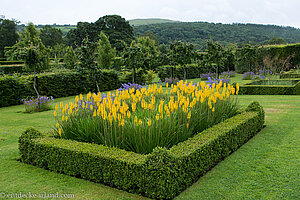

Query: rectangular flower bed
[19,101,264,199]
[239,79,300,95]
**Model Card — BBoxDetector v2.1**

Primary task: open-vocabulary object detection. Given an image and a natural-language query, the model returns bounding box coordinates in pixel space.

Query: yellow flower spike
[200,81,206,90]
[62,115,65,122]
[65,104,68,110]
[75,95,79,103]
[87,92,92,102]
[186,123,189,128]
[82,103,85,109]
[166,82,169,88]
[80,94,83,101]
[147,119,152,126]
[156,114,159,121]
[54,111,57,118]
[138,119,142,126]
[55,104,58,111]
[60,102,63,110]
[121,118,125,127]
[236,83,240,95]
[127,111,131,118]
[134,116,138,123]
[58,128,62,136]
[56,122,59,128]
[187,111,191,119]
[212,83,216,89]
[65,116,68,122]
[90,104,93,110]
[93,110,97,117]
[212,107,215,112]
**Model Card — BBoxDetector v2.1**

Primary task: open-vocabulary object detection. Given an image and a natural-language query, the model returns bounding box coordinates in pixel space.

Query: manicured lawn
[1,84,299,199]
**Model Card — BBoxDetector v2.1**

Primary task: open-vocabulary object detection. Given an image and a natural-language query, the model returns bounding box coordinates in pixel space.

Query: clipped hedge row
[119,68,146,85]
[239,80,300,95]
[158,64,206,82]
[0,60,24,65]
[280,73,300,79]
[0,70,121,107]
[19,102,264,199]
[0,65,24,74]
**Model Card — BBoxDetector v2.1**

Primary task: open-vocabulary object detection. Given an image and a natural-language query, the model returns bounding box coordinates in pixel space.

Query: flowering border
[19,102,264,199]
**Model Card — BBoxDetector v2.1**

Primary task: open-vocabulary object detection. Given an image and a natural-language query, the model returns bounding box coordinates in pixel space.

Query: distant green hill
[17,24,76,37]
[134,22,300,49]
[129,18,180,26]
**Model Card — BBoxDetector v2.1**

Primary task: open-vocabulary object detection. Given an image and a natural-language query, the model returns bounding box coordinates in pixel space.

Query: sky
[1,0,300,28]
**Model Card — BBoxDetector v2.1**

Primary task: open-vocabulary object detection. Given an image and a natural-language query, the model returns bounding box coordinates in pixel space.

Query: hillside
[134,22,300,49]
[128,18,180,26]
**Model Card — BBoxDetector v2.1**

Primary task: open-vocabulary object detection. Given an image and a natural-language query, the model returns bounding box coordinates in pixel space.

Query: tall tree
[76,37,100,93]
[0,16,19,57]
[96,31,116,69]
[66,15,134,52]
[169,41,194,79]
[64,46,77,69]
[123,41,143,83]
[40,25,63,47]
[136,36,158,70]
[7,23,50,95]
[206,40,224,78]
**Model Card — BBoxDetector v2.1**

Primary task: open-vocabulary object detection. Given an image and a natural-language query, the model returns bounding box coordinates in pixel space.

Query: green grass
[1,79,299,199]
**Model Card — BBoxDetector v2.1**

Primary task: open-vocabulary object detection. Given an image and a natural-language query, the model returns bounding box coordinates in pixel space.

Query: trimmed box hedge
[239,80,300,95]
[0,60,24,65]
[280,72,300,79]
[0,65,24,74]
[0,70,121,107]
[19,102,264,199]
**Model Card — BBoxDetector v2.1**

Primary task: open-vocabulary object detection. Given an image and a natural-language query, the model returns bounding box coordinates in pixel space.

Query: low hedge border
[0,65,24,74]
[280,73,300,79]
[19,101,264,199]
[0,70,121,107]
[239,80,300,95]
[0,61,24,65]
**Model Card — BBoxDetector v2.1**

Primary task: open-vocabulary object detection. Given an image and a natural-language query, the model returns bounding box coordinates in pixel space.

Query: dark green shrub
[0,61,24,65]
[19,102,264,199]
[119,68,146,84]
[0,70,121,107]
[0,75,33,107]
[0,65,24,74]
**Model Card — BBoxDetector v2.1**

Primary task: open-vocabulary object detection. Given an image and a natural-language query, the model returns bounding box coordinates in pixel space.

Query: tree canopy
[134,22,300,50]
[40,25,63,47]
[66,15,134,52]
[0,17,19,57]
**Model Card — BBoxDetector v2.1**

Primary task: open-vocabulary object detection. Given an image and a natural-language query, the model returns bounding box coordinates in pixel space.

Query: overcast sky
[1,0,300,28]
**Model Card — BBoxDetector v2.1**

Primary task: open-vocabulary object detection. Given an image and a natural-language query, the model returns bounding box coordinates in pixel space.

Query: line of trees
[1,15,298,88]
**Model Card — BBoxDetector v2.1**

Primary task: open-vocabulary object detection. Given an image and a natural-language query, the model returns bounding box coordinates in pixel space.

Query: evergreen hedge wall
[0,70,121,107]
